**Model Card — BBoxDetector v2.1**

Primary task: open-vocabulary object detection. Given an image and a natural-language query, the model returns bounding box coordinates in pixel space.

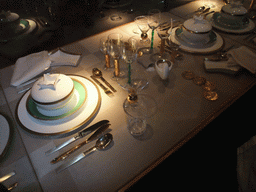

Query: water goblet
[148,9,161,52]
[135,16,151,53]
[118,37,148,91]
[99,36,111,70]
[108,33,124,79]
[151,17,173,62]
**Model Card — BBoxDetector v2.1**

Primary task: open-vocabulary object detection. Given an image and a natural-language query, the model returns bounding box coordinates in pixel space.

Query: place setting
[206,1,255,34]
[169,13,224,54]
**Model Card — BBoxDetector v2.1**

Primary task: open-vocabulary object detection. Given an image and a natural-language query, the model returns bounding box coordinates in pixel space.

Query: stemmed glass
[151,17,173,62]
[135,16,151,53]
[108,33,124,79]
[117,37,148,91]
[148,9,161,52]
[99,36,111,70]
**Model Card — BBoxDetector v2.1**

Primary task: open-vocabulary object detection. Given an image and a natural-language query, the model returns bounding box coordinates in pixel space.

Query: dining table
[0,0,256,191]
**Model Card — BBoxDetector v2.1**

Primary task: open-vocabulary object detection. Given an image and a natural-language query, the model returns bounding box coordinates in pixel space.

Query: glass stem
[128,62,131,85]
[150,29,155,50]
[114,59,120,77]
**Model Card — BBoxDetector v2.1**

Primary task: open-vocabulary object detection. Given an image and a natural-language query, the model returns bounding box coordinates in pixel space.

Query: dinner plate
[26,79,87,120]
[175,27,217,48]
[0,114,10,157]
[207,15,255,34]
[16,75,101,135]
[170,27,224,54]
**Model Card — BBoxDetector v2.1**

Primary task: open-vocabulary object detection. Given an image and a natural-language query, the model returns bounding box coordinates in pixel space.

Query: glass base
[117,78,149,92]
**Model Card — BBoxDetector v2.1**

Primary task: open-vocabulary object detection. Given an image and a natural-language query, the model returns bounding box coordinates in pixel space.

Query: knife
[51,123,110,164]
[0,171,15,183]
[45,120,109,156]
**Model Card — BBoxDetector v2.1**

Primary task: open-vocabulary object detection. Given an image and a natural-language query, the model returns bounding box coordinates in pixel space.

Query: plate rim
[0,114,11,158]
[26,78,87,121]
[15,75,101,136]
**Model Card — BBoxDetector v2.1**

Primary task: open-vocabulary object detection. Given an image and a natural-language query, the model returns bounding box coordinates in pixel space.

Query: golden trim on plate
[15,75,101,136]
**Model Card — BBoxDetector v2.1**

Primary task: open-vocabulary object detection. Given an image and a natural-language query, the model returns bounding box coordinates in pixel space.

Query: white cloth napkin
[204,46,256,74]
[11,50,81,86]
[11,51,51,86]
[227,46,256,74]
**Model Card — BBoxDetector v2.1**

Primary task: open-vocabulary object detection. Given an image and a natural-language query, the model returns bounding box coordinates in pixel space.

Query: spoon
[92,68,117,92]
[56,133,113,173]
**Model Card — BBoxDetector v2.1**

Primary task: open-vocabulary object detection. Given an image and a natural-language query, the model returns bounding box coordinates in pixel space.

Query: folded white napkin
[11,51,51,86]
[204,46,256,74]
[11,50,81,86]
[227,46,256,74]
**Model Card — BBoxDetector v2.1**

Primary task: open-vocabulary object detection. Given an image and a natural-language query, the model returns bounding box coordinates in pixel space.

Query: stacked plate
[17,75,101,135]
[210,4,255,33]
[169,15,223,54]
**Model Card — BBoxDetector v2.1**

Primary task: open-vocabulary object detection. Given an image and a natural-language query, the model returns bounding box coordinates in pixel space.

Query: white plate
[17,75,101,135]
[209,16,255,34]
[170,27,224,54]
[0,114,10,156]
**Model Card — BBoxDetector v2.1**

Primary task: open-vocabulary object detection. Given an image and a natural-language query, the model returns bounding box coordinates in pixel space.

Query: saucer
[170,27,224,54]
[175,27,217,48]
[26,79,87,120]
[16,75,101,135]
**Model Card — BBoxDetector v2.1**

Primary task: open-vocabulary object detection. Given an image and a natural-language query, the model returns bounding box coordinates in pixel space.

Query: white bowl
[31,74,74,110]
[182,15,212,43]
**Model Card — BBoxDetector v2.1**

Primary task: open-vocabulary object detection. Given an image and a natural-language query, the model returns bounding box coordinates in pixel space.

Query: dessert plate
[26,79,87,120]
[175,27,217,48]
[0,114,10,158]
[16,75,101,135]
[170,27,224,54]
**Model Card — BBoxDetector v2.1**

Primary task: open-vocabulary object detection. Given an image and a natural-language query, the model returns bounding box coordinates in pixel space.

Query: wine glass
[99,36,111,70]
[108,33,124,79]
[135,16,151,53]
[123,90,157,136]
[117,37,148,91]
[151,17,173,62]
[148,9,161,52]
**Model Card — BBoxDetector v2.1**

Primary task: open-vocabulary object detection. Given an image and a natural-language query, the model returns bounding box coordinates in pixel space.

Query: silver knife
[0,171,16,183]
[45,120,109,156]
[51,123,110,164]
[56,133,113,173]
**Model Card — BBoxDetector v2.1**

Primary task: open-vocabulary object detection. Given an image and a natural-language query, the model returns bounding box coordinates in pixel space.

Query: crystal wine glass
[135,16,151,53]
[117,37,148,91]
[148,9,161,52]
[151,17,173,62]
[108,33,124,79]
[99,36,111,70]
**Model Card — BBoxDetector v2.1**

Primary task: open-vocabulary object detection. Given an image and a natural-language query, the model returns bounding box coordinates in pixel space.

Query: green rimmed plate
[26,79,87,120]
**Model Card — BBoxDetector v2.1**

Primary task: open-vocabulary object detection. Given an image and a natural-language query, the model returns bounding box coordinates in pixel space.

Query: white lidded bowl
[213,4,249,29]
[31,73,75,110]
[182,15,212,43]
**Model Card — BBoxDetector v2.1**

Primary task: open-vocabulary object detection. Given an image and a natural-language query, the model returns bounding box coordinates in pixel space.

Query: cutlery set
[91,68,117,96]
[45,120,113,173]
[0,171,18,191]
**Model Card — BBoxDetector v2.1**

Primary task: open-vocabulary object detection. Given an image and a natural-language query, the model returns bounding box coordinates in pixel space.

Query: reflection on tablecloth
[30,142,59,179]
